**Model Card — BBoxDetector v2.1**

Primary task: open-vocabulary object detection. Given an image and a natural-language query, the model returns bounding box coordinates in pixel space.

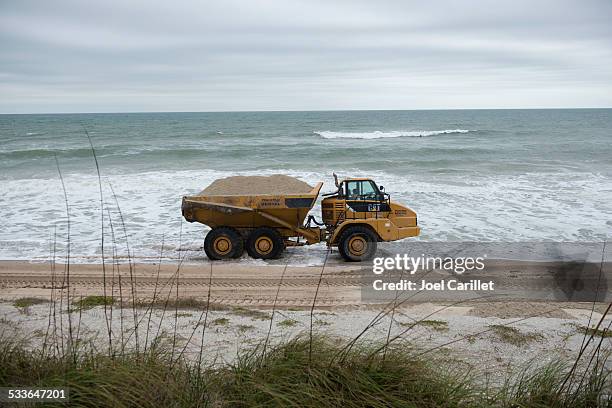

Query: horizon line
[1,106,612,115]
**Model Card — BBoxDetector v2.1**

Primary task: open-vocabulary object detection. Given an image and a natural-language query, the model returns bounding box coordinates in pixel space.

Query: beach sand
[1,259,609,307]
[1,259,610,379]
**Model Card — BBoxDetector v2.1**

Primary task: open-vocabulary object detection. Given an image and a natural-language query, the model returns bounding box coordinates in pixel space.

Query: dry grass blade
[171,222,183,363]
[144,234,165,353]
[197,263,214,375]
[107,180,140,354]
[173,262,214,371]
[565,241,608,396]
[262,261,289,363]
[83,125,112,354]
[557,302,612,396]
[54,154,73,360]
[42,226,58,357]
[382,266,408,361]
[309,248,330,364]
[568,318,612,406]
[332,267,442,364]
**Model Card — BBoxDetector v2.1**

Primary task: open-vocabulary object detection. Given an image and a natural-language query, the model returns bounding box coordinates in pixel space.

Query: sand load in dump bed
[199,175,313,196]
[182,175,323,242]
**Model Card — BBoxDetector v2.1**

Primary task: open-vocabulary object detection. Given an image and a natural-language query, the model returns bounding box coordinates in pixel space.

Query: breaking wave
[314,129,471,139]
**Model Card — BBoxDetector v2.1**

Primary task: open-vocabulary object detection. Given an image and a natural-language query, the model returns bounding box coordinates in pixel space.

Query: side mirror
[379,185,385,192]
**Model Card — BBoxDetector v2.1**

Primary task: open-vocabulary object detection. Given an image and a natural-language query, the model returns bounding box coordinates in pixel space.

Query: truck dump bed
[181,175,323,231]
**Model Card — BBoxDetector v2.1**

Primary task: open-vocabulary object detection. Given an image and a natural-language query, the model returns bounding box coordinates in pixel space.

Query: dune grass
[0,333,609,408]
[72,295,115,310]
[230,306,271,320]
[12,297,49,309]
[402,319,450,332]
[134,297,228,311]
[488,324,544,346]
[277,318,299,328]
[577,325,612,338]
[212,317,230,326]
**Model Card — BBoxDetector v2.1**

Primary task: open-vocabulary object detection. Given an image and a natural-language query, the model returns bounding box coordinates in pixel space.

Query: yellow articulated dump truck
[181,174,419,262]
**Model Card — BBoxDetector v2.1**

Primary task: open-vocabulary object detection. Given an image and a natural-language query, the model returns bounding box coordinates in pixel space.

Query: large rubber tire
[204,227,244,260]
[246,227,285,259]
[338,226,378,262]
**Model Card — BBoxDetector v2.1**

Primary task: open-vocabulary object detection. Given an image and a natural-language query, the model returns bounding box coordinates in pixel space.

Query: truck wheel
[204,227,244,260]
[338,226,378,262]
[246,227,285,259]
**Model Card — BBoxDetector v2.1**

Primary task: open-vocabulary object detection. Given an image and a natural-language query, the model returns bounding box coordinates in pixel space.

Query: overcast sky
[1,0,611,113]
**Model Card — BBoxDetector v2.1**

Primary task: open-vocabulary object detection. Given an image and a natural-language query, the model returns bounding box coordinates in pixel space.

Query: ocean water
[0,109,611,263]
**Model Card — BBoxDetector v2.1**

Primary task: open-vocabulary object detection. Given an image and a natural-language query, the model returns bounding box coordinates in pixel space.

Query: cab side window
[345,181,359,199]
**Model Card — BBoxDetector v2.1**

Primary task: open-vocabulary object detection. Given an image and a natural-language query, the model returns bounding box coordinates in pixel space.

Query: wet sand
[0,259,609,308]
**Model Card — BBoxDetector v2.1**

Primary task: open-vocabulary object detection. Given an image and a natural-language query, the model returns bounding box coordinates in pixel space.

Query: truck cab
[321,176,419,261]
[322,178,389,222]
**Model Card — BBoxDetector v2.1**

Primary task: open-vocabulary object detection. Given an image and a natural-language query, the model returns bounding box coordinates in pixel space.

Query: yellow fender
[328,218,420,246]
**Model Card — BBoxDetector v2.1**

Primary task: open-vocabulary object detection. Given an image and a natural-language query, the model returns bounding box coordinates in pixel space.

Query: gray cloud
[1,0,611,113]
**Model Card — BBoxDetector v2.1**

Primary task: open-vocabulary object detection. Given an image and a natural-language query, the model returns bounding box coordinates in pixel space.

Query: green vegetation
[237,324,256,333]
[12,297,48,309]
[400,319,449,332]
[488,324,543,346]
[72,296,114,310]
[134,297,226,310]
[212,317,230,326]
[418,320,449,331]
[577,325,612,338]
[0,334,609,408]
[278,319,298,328]
[230,306,271,320]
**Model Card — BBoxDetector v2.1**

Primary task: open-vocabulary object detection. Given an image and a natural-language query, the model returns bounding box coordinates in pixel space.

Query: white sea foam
[0,168,610,264]
[314,129,471,139]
